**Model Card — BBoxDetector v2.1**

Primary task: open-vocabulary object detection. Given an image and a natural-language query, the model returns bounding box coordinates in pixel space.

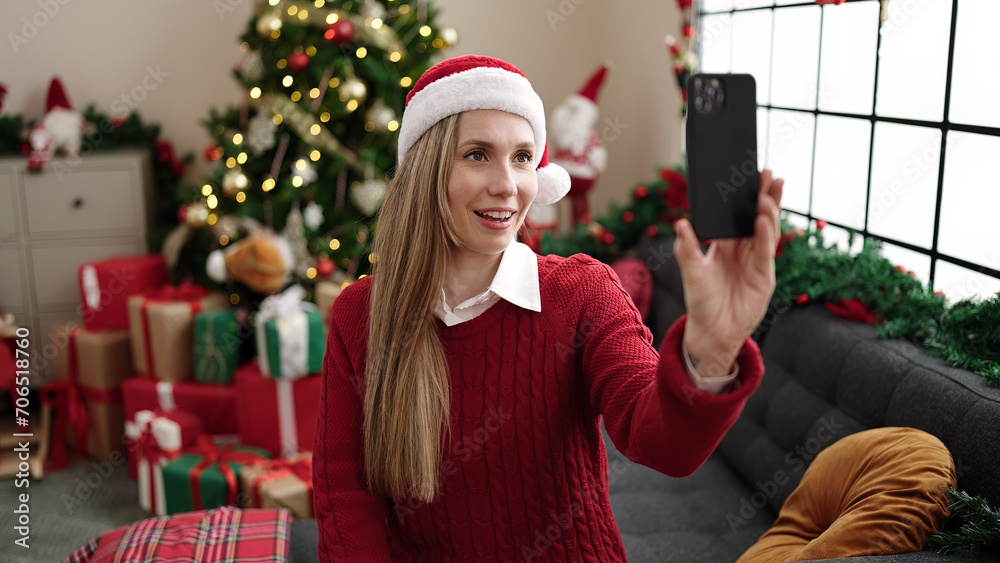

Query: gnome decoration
[0,84,8,113]
[549,64,610,226]
[28,77,85,171]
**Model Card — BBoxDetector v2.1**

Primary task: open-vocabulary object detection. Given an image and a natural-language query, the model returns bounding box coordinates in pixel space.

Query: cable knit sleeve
[313,281,393,562]
[570,255,765,478]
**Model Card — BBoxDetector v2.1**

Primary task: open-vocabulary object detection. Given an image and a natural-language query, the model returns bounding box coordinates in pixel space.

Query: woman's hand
[674,169,785,378]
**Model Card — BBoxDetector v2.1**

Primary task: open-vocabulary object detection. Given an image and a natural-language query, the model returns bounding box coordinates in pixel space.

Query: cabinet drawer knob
[72,197,84,209]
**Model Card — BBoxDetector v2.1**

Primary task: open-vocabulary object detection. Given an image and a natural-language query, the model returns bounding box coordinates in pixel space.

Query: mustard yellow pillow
[737,427,956,563]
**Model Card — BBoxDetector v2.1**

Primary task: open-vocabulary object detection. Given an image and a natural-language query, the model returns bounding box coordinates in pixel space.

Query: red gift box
[79,254,169,331]
[235,361,321,459]
[122,377,239,479]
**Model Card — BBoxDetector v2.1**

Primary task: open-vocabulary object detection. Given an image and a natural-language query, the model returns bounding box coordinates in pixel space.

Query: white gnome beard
[550,96,599,156]
[42,108,84,156]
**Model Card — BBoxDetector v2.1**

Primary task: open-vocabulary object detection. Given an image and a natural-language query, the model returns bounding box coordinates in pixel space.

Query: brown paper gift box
[49,323,133,461]
[314,280,345,326]
[127,286,230,382]
[239,452,313,520]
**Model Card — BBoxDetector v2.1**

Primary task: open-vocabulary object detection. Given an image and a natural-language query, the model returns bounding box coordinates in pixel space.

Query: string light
[306,267,317,279]
[314,0,325,7]
[330,239,341,251]
[236,192,247,203]
[387,120,399,132]
[287,5,297,16]
[262,178,276,191]
[295,159,308,170]
[400,77,412,87]
[237,152,248,164]
[282,75,293,87]
[298,9,308,20]
[207,195,219,209]
[277,59,287,69]
[372,18,383,29]
[310,124,321,135]
[328,77,340,88]
[398,4,410,15]
[310,150,321,161]
[292,176,304,187]
[230,293,240,305]
[272,114,283,125]
[233,133,243,145]
[306,45,317,56]
[201,184,213,196]
[226,157,237,168]
[346,99,358,112]
[432,39,444,49]
[356,47,368,59]
[365,122,375,132]
[220,235,230,245]
[419,25,432,37]
[290,91,302,102]
[268,0,279,5]
[326,13,339,24]
[239,42,250,52]
[207,213,218,226]
[271,30,281,39]
[357,231,367,243]
[320,112,331,122]
[250,87,262,99]
[389,51,401,62]
[310,87,321,98]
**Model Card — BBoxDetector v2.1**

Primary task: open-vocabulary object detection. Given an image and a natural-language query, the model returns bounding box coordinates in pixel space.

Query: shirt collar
[489,239,542,313]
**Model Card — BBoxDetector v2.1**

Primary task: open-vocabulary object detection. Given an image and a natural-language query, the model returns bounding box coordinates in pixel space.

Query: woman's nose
[487,162,518,198]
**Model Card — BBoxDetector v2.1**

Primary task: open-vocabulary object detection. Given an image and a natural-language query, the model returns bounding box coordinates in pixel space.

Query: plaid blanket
[64,507,291,563]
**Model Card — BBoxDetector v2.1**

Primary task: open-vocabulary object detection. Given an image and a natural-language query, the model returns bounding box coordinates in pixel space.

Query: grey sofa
[288,236,1000,562]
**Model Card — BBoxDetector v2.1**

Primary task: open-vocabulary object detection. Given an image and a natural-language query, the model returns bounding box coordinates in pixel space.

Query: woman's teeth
[475,211,514,221]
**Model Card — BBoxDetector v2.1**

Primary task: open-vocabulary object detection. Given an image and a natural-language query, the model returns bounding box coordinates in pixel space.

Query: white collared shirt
[434,241,737,394]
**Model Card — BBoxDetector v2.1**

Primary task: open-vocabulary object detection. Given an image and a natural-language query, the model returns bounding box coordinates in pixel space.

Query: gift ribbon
[248,456,313,512]
[64,329,91,457]
[186,438,268,510]
[256,285,317,378]
[81,266,101,311]
[139,283,209,377]
[825,298,880,325]
[277,379,298,459]
[38,382,71,470]
[156,381,176,411]
[195,314,236,383]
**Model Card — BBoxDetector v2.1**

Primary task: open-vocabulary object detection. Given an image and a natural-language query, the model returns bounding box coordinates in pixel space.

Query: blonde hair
[364,114,461,502]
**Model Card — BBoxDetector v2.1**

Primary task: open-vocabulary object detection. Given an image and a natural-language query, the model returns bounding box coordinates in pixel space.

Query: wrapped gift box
[239,452,313,520]
[255,285,325,379]
[235,361,321,459]
[78,254,169,331]
[193,310,245,385]
[48,324,132,462]
[161,441,269,514]
[122,378,239,437]
[127,284,230,382]
[127,409,203,515]
[314,280,345,326]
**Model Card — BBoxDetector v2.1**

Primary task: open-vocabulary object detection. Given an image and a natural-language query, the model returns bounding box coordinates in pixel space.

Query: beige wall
[0,0,683,223]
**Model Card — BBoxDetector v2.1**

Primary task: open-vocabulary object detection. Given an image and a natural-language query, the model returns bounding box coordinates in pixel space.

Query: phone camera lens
[695,95,712,113]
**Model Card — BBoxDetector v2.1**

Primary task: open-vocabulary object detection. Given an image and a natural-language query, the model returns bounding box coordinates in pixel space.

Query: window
[695,0,1000,302]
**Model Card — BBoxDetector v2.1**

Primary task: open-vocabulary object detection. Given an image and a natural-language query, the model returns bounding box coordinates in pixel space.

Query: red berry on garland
[315,256,335,278]
[622,211,634,223]
[682,24,694,38]
[177,204,188,224]
[634,186,649,199]
[601,232,615,245]
[288,50,311,73]
[324,19,355,44]
[113,116,125,128]
[580,213,591,225]
[647,225,659,238]
[816,219,828,230]
[796,293,809,305]
[204,144,223,161]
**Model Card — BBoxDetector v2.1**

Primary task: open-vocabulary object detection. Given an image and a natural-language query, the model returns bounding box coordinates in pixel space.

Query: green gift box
[161,444,269,515]
[257,308,325,378]
[194,310,244,384]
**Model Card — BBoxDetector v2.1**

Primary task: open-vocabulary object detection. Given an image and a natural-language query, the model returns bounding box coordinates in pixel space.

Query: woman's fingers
[673,218,706,279]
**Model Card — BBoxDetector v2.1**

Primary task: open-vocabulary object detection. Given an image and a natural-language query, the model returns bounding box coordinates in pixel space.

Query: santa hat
[46,77,72,112]
[398,55,571,205]
[577,64,609,104]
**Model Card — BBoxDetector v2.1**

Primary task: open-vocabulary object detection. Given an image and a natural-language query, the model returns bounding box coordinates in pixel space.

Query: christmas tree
[170,0,457,304]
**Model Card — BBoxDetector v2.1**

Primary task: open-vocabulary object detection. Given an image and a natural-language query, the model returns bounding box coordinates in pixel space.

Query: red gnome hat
[0,83,8,113]
[577,64,609,104]
[46,77,72,112]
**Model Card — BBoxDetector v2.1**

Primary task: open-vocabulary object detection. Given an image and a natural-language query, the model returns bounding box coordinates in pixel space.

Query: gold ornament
[366,101,396,130]
[185,202,211,228]
[257,11,283,38]
[439,26,459,48]
[339,77,367,103]
[222,167,250,197]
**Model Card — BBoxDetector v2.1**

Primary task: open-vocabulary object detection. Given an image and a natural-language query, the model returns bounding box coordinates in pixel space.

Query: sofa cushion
[736,427,956,563]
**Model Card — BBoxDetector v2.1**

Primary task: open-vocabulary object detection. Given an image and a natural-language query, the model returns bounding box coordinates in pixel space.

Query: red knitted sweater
[313,253,764,562]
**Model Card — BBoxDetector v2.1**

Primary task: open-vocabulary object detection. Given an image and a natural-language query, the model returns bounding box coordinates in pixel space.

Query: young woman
[313,55,785,561]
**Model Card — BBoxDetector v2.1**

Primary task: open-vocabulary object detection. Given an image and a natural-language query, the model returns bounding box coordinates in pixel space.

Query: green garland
[541,166,1000,387]
[0,107,193,254]
[929,489,1000,554]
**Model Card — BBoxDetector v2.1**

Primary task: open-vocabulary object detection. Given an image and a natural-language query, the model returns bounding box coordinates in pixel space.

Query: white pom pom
[206,249,228,283]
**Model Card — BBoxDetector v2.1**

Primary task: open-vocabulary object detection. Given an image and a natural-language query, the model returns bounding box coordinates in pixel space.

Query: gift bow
[246,456,313,510]
[38,328,92,466]
[128,410,186,515]
[256,284,317,378]
[187,437,268,510]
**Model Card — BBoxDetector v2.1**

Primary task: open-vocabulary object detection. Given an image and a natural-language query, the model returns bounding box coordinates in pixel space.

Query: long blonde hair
[364,114,461,503]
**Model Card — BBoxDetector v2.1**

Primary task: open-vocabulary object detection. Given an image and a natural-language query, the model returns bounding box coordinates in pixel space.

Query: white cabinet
[0,150,154,381]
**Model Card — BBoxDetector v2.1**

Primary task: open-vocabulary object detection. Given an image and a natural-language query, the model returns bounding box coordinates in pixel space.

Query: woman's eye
[465,150,486,162]
[515,152,533,164]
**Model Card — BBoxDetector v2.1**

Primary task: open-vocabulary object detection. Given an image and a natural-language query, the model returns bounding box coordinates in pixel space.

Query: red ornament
[622,211,634,223]
[816,219,828,230]
[204,145,223,161]
[288,50,311,73]
[601,232,615,245]
[647,225,660,238]
[634,186,649,199]
[676,0,692,9]
[580,213,591,225]
[112,116,125,128]
[315,257,335,278]
[682,24,694,38]
[177,204,188,224]
[324,20,355,44]
[796,293,809,305]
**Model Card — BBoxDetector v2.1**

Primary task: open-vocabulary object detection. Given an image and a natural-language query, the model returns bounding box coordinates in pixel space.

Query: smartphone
[686,73,760,240]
